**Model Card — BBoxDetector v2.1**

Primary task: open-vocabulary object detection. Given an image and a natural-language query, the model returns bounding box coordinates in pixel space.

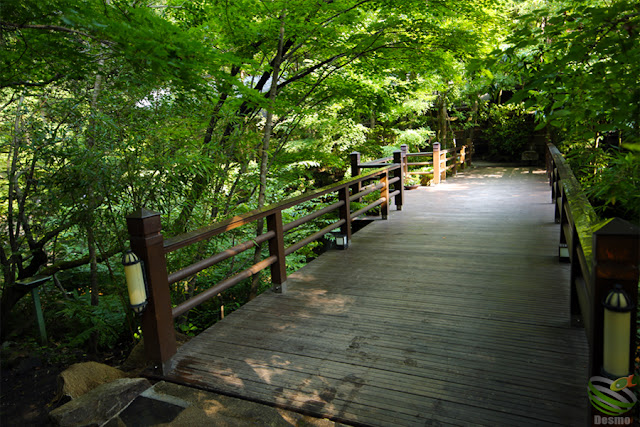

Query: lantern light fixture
[122,250,148,315]
[603,284,633,378]
[332,232,349,250]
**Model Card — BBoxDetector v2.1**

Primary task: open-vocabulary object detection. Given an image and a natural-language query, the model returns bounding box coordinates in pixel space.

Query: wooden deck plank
[175,335,585,410]
[208,306,587,369]
[165,165,588,426]
[170,352,572,426]
[182,316,585,387]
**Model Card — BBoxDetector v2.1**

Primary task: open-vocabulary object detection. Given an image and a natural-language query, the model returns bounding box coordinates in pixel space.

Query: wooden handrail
[127,164,400,372]
[546,142,639,395]
[356,143,472,186]
[128,139,473,371]
[163,166,391,253]
[167,230,275,285]
[360,156,393,166]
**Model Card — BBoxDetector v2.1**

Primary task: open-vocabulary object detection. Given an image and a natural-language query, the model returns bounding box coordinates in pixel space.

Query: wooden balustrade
[128,139,473,372]
[353,143,472,187]
[546,143,639,419]
[127,165,401,372]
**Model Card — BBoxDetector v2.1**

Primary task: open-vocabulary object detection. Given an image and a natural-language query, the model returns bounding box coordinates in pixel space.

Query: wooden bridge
[126,144,639,426]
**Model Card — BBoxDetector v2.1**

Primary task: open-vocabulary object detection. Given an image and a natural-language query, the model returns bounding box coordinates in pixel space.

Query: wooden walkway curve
[164,164,589,426]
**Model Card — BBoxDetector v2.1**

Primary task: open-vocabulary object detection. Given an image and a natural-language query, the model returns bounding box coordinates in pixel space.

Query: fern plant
[54,294,128,349]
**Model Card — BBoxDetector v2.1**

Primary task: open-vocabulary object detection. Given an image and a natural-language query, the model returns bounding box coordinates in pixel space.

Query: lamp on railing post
[126,208,177,374]
[590,218,640,380]
[587,218,639,424]
[432,142,441,185]
[400,144,408,177]
[122,250,148,315]
[602,284,633,379]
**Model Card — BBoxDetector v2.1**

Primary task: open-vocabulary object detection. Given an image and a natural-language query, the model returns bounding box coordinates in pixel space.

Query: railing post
[400,144,409,177]
[266,211,287,293]
[558,190,570,261]
[452,148,458,175]
[568,225,582,327]
[441,146,447,182]
[555,176,563,224]
[126,208,176,374]
[380,170,389,220]
[432,143,441,185]
[392,150,404,211]
[338,187,352,243]
[545,145,552,181]
[589,218,640,380]
[466,139,473,166]
[350,151,361,202]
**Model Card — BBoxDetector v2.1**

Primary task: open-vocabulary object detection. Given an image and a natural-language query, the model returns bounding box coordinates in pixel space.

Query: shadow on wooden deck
[164,165,589,426]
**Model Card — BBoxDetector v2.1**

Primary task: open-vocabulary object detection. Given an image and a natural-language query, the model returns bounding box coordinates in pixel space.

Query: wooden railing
[126,164,404,372]
[351,142,472,188]
[546,143,639,387]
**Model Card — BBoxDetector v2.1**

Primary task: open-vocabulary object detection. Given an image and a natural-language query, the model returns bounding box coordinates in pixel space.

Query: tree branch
[39,246,120,277]
[276,53,347,90]
[2,21,87,37]
[0,21,114,45]
[3,74,77,89]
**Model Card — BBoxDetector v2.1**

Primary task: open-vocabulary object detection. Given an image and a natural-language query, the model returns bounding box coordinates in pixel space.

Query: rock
[146,381,337,426]
[57,361,127,400]
[120,333,191,375]
[49,377,151,427]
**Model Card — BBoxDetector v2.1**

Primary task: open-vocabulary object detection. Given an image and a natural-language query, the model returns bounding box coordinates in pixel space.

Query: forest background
[1,0,638,371]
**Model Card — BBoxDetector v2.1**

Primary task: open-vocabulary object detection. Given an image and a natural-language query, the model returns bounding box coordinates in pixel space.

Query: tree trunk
[436,92,448,148]
[87,226,99,306]
[469,98,478,142]
[86,67,103,307]
[250,12,286,301]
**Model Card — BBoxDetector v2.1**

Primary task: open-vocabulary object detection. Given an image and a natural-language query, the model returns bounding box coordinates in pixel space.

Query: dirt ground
[1,354,66,425]
[0,340,133,426]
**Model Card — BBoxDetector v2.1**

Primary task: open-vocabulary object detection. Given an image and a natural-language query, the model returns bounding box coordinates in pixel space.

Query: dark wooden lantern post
[589,218,640,379]
[393,150,404,210]
[266,211,287,293]
[338,186,352,244]
[350,152,361,203]
[126,208,176,374]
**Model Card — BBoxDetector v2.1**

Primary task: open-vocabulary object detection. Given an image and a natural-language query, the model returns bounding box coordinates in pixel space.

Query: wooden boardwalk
[164,164,589,426]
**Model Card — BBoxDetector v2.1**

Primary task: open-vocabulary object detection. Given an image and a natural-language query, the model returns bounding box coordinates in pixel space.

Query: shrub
[479,104,535,161]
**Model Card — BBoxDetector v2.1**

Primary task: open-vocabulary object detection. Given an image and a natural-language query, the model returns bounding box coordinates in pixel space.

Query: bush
[479,104,535,161]
[395,128,434,153]
[53,294,128,350]
[566,144,640,223]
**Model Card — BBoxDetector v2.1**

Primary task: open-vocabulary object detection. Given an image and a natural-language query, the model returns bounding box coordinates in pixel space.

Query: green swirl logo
[588,376,637,416]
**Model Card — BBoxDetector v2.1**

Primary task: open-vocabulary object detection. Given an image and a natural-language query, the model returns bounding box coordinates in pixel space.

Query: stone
[49,377,151,427]
[57,361,127,399]
[146,381,338,426]
[120,333,191,376]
